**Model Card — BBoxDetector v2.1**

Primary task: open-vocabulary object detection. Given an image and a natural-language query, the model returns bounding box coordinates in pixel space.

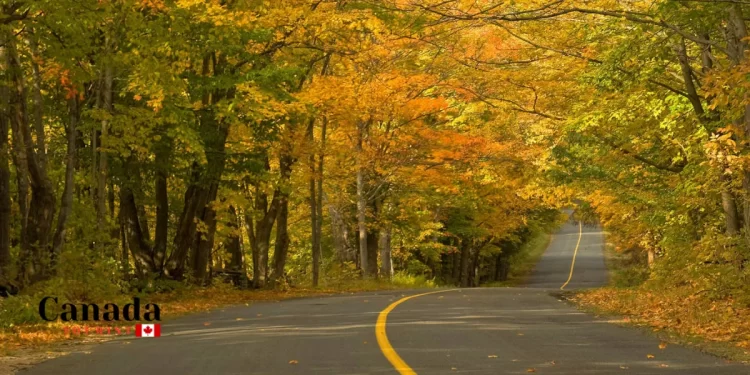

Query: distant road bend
[24,220,749,374]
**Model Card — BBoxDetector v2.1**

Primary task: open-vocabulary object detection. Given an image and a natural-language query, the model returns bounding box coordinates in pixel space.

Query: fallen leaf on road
[549,360,556,365]
[257,314,263,317]
[203,322,211,326]
[236,318,244,321]
[659,364,669,368]
[659,342,667,350]
[517,333,524,336]
[451,367,457,371]
[619,365,629,369]
[646,354,655,359]
[526,368,536,373]
[289,360,298,365]
[363,341,367,344]
[488,355,497,358]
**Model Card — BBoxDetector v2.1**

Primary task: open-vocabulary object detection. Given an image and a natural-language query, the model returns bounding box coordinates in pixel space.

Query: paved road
[23,220,748,374]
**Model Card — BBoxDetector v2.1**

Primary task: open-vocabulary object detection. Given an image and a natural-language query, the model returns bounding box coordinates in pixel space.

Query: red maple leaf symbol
[143,326,153,334]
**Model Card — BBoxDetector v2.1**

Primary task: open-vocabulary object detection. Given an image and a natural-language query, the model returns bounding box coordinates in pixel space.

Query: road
[22,220,748,374]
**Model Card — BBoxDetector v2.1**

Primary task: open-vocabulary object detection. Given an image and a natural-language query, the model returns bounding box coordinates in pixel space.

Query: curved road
[23,220,748,374]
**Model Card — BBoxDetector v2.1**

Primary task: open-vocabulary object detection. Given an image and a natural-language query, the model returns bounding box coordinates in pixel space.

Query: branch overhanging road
[23,221,748,374]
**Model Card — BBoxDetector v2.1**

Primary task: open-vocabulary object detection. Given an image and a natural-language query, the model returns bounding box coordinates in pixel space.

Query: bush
[0,295,43,328]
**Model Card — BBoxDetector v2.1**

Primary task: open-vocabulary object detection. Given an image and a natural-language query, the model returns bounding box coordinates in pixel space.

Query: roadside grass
[483,228,552,287]
[572,242,750,362]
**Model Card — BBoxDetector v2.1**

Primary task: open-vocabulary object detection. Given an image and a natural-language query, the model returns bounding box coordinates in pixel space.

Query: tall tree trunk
[167,170,200,278]
[50,97,78,261]
[451,244,460,285]
[27,37,46,169]
[7,34,55,284]
[153,141,169,272]
[366,199,379,278]
[315,118,326,280]
[495,253,510,281]
[120,213,129,277]
[356,121,368,277]
[271,153,294,287]
[191,182,220,285]
[307,119,320,287]
[248,167,281,288]
[166,53,232,280]
[379,225,393,279]
[120,183,156,277]
[227,206,245,287]
[0,80,10,282]
[459,239,471,287]
[96,66,112,235]
[327,199,354,262]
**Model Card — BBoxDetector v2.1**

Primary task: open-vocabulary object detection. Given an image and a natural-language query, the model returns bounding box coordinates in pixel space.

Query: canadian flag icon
[135,324,161,338]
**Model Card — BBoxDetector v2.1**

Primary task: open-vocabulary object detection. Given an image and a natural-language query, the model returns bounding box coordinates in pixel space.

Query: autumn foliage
[1,0,750,355]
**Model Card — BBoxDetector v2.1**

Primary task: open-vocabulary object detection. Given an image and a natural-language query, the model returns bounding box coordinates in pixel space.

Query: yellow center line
[560,221,583,290]
[376,289,458,375]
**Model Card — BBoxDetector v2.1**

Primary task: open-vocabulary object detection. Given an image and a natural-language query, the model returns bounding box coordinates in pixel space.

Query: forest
[1,0,749,326]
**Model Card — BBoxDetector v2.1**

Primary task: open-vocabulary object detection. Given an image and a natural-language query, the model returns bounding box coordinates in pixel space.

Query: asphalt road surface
[23,220,749,374]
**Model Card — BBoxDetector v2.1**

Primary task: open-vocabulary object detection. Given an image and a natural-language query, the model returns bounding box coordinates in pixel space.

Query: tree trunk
[328,199,354,262]
[96,66,112,234]
[356,121,368,277]
[227,206,245,287]
[50,97,78,261]
[271,153,294,287]
[379,225,393,279]
[366,226,379,279]
[120,184,156,277]
[27,37,46,169]
[315,119,326,279]
[7,34,55,284]
[451,250,460,285]
[459,239,471,287]
[166,174,201,278]
[248,164,281,288]
[307,119,320,287]
[191,182,219,286]
[0,80,10,282]
[165,52,232,280]
[495,254,510,281]
[153,142,169,271]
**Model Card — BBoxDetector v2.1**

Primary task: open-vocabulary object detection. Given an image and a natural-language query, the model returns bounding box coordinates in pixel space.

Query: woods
[0,0,560,299]
[0,0,749,315]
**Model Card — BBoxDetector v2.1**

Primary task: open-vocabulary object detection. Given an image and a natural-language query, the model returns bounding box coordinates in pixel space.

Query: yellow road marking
[560,221,583,290]
[376,289,457,374]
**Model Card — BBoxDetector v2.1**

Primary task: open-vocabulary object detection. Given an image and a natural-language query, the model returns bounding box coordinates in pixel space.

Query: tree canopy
[0,0,748,302]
